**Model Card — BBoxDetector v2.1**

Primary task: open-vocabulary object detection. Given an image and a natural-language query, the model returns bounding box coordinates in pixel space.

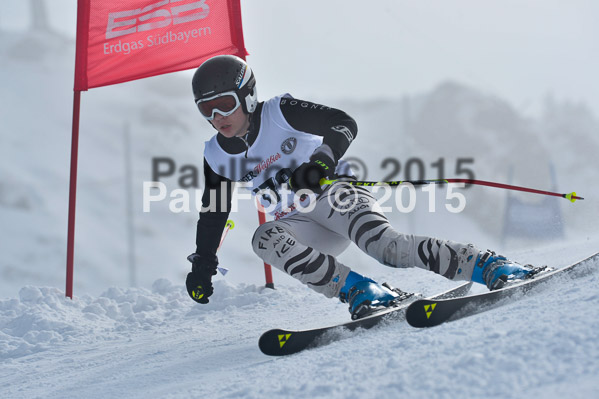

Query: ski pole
[320,178,584,203]
[215,219,235,275]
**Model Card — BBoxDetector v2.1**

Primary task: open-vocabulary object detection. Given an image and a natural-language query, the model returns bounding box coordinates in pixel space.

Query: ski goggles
[195,91,242,121]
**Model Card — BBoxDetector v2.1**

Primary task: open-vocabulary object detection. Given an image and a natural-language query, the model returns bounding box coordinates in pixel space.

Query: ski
[406,252,599,328]
[258,281,472,356]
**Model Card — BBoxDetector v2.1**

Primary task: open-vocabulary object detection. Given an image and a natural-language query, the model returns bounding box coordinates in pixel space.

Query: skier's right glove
[289,153,335,195]
[186,253,218,304]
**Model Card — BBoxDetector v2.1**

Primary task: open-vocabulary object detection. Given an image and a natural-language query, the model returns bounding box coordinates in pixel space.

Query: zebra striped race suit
[197,94,481,298]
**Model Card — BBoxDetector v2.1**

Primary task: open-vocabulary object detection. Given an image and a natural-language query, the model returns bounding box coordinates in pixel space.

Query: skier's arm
[281,99,358,193]
[279,98,358,162]
[186,159,233,304]
[195,159,233,256]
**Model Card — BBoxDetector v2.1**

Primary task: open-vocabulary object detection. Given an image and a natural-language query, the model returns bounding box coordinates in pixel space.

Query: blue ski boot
[339,271,411,320]
[471,250,546,290]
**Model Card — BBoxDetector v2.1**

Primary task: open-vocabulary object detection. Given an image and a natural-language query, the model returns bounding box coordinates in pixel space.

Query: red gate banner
[74,0,247,90]
[67,0,250,298]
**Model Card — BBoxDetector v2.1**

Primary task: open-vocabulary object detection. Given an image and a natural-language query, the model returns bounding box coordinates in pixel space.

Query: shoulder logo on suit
[331,125,354,143]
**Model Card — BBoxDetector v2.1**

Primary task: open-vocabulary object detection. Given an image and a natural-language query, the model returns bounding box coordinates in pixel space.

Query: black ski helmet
[192,55,258,114]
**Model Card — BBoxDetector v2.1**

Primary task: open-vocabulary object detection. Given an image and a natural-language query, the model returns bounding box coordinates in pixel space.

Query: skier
[186,55,543,319]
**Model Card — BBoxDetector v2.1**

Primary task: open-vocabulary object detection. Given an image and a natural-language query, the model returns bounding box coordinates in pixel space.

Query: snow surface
[2,22,599,399]
[1,241,598,399]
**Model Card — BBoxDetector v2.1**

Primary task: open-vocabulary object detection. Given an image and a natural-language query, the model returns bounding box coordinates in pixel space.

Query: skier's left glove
[289,153,335,195]
[186,253,218,304]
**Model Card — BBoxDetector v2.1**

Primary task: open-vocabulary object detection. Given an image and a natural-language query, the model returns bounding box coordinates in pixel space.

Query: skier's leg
[308,182,483,281]
[362,225,542,289]
[252,214,406,318]
[309,182,543,289]
[251,216,352,298]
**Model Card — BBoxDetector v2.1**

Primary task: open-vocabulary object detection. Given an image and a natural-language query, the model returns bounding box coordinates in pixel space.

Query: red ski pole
[321,178,584,203]
[215,219,235,276]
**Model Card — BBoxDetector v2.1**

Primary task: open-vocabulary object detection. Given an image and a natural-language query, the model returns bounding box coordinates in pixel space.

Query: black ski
[259,281,472,356]
[406,252,598,328]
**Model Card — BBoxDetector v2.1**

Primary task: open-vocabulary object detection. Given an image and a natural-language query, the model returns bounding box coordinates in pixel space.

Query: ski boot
[339,271,412,320]
[471,250,548,290]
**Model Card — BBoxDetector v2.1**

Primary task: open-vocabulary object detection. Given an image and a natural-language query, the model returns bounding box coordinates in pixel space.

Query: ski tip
[405,299,439,328]
[259,329,298,356]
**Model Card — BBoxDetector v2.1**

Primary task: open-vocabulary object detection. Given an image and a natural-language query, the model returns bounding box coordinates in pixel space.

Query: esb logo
[106,0,210,40]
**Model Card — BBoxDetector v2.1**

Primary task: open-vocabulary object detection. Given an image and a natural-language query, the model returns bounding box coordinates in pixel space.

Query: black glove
[289,153,335,194]
[186,253,218,304]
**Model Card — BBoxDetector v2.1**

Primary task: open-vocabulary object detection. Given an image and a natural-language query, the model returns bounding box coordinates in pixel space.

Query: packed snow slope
[1,240,598,399]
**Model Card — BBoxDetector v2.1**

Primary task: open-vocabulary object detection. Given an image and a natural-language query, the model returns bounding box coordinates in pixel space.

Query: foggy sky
[2,0,598,116]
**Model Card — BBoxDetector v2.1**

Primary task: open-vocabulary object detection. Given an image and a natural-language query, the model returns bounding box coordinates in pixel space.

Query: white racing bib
[204,94,352,218]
